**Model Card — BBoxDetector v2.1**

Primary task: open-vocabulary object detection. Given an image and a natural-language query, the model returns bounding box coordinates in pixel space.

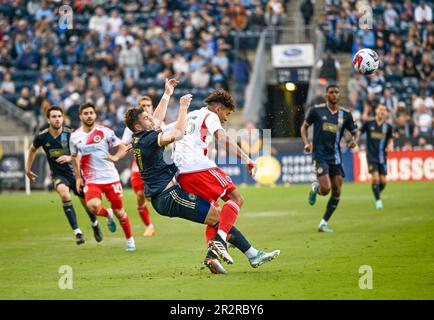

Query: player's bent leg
[135,190,154,237]
[371,171,383,209]
[309,174,331,206]
[318,175,342,233]
[112,206,135,251]
[56,184,84,245]
[87,198,116,233]
[79,197,103,242]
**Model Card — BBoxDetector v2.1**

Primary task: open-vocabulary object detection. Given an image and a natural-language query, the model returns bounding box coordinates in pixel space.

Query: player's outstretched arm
[25,146,38,182]
[107,143,129,162]
[214,129,257,176]
[152,78,179,128]
[300,120,312,153]
[158,94,192,147]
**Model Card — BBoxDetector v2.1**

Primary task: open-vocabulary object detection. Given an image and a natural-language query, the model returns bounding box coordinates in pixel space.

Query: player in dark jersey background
[301,85,358,233]
[25,106,102,245]
[360,104,394,209]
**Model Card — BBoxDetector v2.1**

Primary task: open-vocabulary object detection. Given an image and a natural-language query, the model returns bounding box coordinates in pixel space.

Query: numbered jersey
[70,125,122,184]
[122,122,165,173]
[166,107,224,174]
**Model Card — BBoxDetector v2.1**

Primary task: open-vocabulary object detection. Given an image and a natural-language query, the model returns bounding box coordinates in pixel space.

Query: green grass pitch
[0,181,433,300]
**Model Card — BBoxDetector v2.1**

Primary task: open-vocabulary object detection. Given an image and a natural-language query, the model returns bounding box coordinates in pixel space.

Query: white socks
[245,247,259,259]
[217,230,228,242]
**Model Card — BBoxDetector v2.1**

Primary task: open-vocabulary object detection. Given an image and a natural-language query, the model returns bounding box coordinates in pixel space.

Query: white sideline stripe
[243,211,298,217]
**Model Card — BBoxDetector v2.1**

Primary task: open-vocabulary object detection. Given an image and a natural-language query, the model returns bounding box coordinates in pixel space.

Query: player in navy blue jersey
[301,85,358,233]
[26,106,102,245]
[360,104,394,209]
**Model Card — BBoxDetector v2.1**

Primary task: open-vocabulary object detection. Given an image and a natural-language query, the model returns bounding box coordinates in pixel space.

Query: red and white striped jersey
[165,107,224,174]
[70,125,121,184]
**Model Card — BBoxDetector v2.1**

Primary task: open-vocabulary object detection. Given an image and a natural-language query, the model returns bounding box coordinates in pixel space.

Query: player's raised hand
[26,170,38,182]
[304,143,312,153]
[245,159,257,177]
[107,154,120,162]
[125,144,133,153]
[179,94,193,109]
[165,78,179,96]
[56,155,71,164]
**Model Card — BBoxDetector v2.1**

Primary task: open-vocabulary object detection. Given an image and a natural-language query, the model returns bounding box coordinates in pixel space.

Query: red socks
[119,213,132,239]
[97,207,108,217]
[218,200,240,235]
[137,204,151,226]
[205,225,218,244]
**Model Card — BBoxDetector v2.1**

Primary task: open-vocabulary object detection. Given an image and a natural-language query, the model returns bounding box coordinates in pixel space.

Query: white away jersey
[70,125,122,184]
[167,107,224,174]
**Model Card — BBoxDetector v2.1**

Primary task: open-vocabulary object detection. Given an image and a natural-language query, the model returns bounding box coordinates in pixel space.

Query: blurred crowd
[317,0,433,149]
[0,0,288,135]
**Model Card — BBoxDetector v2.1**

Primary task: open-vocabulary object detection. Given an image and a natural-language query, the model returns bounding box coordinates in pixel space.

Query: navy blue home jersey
[132,130,178,197]
[32,127,75,178]
[305,104,358,164]
[360,120,393,164]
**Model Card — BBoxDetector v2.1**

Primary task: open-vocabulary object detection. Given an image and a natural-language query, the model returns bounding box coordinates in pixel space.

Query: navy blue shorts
[314,161,345,178]
[53,174,84,198]
[151,184,210,224]
[368,161,387,176]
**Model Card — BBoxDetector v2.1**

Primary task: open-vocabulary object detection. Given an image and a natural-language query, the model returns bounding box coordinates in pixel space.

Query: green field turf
[0,181,433,300]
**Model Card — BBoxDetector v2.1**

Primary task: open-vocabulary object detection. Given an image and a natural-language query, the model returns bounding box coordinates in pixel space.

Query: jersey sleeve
[386,124,393,140]
[32,134,43,149]
[161,121,176,133]
[121,127,133,144]
[345,112,358,133]
[360,121,368,134]
[69,135,78,156]
[143,131,161,149]
[204,112,224,135]
[106,128,121,148]
[305,107,317,125]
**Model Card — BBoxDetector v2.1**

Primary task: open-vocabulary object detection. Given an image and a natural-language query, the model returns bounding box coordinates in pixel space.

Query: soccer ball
[352,48,379,75]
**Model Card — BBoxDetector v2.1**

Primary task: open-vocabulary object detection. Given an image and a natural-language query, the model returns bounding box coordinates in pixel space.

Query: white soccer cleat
[125,237,136,252]
[208,234,234,264]
[375,200,384,209]
[249,250,280,268]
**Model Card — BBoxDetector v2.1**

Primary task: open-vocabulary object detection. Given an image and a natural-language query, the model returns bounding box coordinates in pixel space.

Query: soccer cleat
[249,250,280,268]
[92,224,103,242]
[375,200,384,209]
[106,208,116,233]
[308,182,319,206]
[204,251,227,274]
[208,234,234,264]
[143,225,155,237]
[75,233,85,245]
[125,237,136,252]
[318,223,333,233]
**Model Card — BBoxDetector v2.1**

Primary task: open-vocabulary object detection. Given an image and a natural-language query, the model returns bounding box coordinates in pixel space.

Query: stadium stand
[0,0,290,136]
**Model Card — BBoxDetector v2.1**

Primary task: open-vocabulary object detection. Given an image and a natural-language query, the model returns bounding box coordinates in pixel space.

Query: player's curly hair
[124,107,144,132]
[204,90,235,111]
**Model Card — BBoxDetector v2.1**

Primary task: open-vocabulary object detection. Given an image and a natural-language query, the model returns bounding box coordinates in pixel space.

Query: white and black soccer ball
[352,48,379,75]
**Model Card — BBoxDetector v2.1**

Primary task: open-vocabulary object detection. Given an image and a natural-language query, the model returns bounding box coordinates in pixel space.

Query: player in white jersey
[167,90,280,273]
[70,103,135,251]
[121,79,178,237]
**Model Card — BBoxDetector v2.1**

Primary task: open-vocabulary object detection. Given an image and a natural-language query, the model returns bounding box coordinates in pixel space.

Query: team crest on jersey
[94,135,101,143]
[188,193,197,201]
